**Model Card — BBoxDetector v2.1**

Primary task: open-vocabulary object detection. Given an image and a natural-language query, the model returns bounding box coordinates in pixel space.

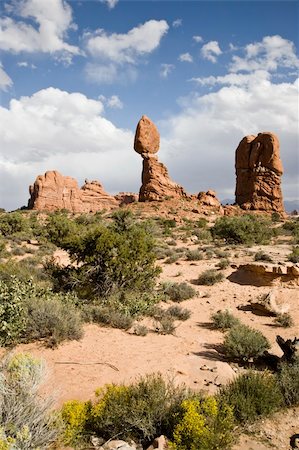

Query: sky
[0,0,298,211]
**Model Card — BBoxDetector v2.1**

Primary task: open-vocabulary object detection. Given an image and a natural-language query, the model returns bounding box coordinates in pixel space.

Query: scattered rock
[235,132,284,213]
[114,192,138,206]
[146,435,168,450]
[197,190,222,210]
[99,440,138,450]
[249,290,290,316]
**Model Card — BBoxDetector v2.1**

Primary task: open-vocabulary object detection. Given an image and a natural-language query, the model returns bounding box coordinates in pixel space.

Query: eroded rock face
[235,132,284,212]
[134,115,188,202]
[28,171,118,212]
[197,190,221,209]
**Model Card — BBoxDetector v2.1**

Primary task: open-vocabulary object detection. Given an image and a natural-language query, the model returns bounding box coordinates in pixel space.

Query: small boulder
[146,435,168,450]
[249,290,289,316]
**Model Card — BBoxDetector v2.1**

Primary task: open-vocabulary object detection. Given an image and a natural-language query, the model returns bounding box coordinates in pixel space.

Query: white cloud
[190,70,271,87]
[0,63,13,90]
[230,35,299,73]
[172,19,182,28]
[0,0,80,58]
[160,63,174,78]
[159,75,298,201]
[201,41,222,63]
[0,87,139,210]
[193,35,203,43]
[100,0,119,9]
[178,52,193,63]
[107,95,123,109]
[86,20,169,63]
[17,61,37,68]
[85,62,138,85]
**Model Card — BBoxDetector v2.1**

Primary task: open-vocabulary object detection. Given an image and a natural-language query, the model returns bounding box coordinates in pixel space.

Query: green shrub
[288,246,299,263]
[276,360,299,406]
[0,276,28,346]
[0,353,60,447]
[210,310,241,331]
[45,212,78,246]
[49,219,160,298]
[160,282,196,302]
[167,305,191,321]
[196,218,208,229]
[254,250,273,262]
[186,249,203,261]
[164,254,180,264]
[222,324,270,362]
[82,305,133,330]
[0,212,29,237]
[61,400,90,446]
[282,219,299,243]
[274,313,294,328]
[87,374,187,445]
[216,258,230,269]
[219,371,283,424]
[24,293,83,347]
[133,324,149,336]
[197,270,224,286]
[156,316,176,335]
[212,215,273,244]
[170,396,234,450]
[194,229,212,242]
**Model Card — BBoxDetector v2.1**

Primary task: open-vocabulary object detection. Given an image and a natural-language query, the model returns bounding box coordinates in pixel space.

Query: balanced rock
[28,170,118,213]
[235,132,284,212]
[134,115,188,202]
[134,115,160,155]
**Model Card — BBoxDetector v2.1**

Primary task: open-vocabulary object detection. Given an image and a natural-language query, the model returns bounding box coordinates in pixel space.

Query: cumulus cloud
[84,19,169,84]
[201,41,222,63]
[99,94,123,109]
[160,63,174,78]
[0,87,138,210]
[86,20,169,63]
[190,70,271,87]
[159,75,298,201]
[178,52,193,63]
[230,35,299,73]
[0,0,80,58]
[0,63,13,90]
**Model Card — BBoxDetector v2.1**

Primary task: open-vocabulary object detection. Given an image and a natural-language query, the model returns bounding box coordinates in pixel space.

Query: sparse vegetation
[222,324,270,362]
[219,371,283,424]
[274,312,294,328]
[186,249,203,261]
[160,281,196,302]
[197,269,224,285]
[254,250,273,262]
[276,360,299,406]
[212,215,274,244]
[211,310,241,331]
[216,258,230,269]
[166,305,191,321]
[287,246,299,263]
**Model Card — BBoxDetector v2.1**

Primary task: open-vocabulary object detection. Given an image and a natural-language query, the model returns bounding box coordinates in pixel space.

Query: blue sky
[0,0,298,210]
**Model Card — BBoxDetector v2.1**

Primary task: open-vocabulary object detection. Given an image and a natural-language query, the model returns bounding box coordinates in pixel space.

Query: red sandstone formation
[28,171,118,213]
[134,115,188,202]
[197,190,222,209]
[235,132,284,213]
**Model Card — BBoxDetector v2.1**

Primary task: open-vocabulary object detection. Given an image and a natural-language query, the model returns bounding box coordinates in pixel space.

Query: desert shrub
[45,212,78,246]
[170,396,234,450]
[0,276,28,346]
[196,218,208,228]
[24,293,83,347]
[49,219,160,298]
[160,281,196,302]
[282,219,299,243]
[0,258,50,284]
[210,310,240,331]
[222,324,270,362]
[197,269,224,286]
[164,253,180,264]
[133,324,149,336]
[216,258,230,269]
[193,229,212,242]
[271,212,281,222]
[212,215,273,245]
[186,249,203,261]
[86,374,187,445]
[219,371,283,424]
[61,400,90,446]
[288,246,299,263]
[167,305,191,321]
[82,305,133,330]
[0,239,6,257]
[274,312,294,328]
[254,250,273,262]
[167,239,177,246]
[0,353,60,448]
[276,360,299,406]
[156,316,177,335]
[0,212,29,237]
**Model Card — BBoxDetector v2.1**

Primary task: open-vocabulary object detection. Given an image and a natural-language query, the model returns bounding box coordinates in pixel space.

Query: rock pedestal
[134,115,188,202]
[235,132,284,212]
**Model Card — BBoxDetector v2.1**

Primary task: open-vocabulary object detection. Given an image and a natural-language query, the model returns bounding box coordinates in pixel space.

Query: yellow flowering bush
[61,400,90,445]
[170,396,234,450]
